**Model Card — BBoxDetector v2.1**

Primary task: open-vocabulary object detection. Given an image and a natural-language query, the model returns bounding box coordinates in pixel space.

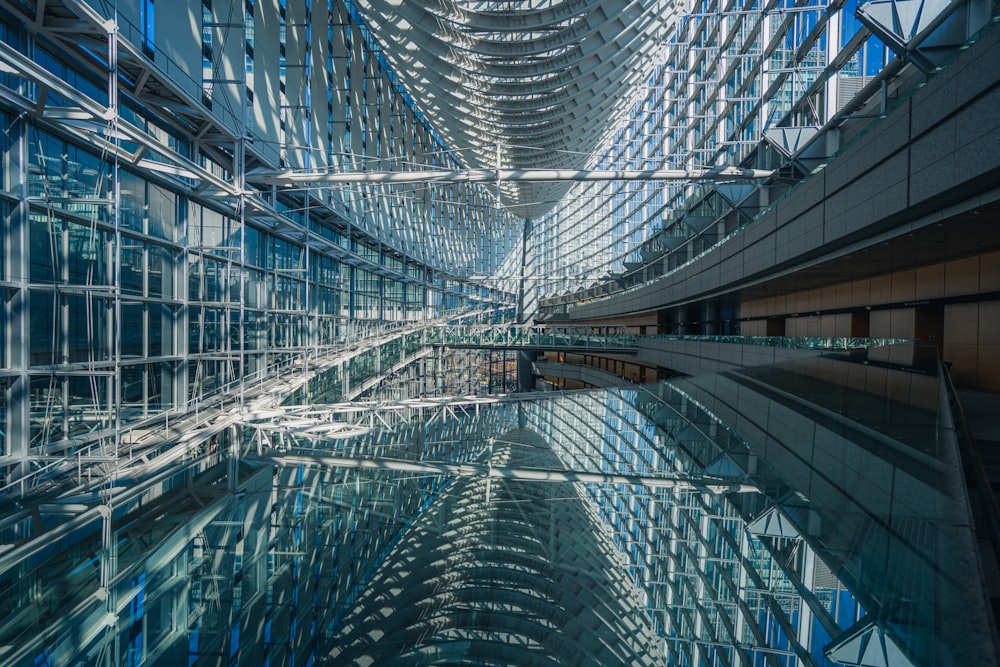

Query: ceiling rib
[349,0,678,219]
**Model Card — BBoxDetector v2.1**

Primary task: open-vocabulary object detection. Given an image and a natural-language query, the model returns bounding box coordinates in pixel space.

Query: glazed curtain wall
[2,118,391,447]
[0,0,517,487]
[530,0,896,296]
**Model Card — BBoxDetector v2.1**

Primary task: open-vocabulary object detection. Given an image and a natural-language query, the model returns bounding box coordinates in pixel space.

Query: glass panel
[147,181,177,241]
[67,294,110,363]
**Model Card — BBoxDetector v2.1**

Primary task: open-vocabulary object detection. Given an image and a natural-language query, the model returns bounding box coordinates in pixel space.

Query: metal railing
[0,309,488,500]
[941,362,1000,587]
[429,324,639,350]
[644,334,913,350]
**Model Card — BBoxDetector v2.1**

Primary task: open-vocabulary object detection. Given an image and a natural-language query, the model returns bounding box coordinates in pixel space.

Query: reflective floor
[0,344,994,666]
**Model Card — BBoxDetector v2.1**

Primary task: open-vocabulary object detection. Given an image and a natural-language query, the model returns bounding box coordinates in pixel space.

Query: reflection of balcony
[0,339,992,665]
[658,347,989,666]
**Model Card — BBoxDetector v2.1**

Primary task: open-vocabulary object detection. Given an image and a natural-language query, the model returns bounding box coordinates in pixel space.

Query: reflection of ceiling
[349,0,676,219]
[328,428,666,665]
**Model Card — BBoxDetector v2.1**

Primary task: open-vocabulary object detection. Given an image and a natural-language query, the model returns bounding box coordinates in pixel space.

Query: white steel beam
[247,166,774,186]
[263,453,758,494]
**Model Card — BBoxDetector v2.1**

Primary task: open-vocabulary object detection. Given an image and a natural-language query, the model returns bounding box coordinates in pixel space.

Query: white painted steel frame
[349,0,680,219]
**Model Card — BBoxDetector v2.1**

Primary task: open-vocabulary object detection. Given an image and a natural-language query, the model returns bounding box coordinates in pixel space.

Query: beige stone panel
[944,303,979,345]
[945,255,980,296]
[915,263,945,300]
[891,269,916,303]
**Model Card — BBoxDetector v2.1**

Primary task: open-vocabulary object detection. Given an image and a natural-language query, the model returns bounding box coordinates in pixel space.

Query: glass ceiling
[347,0,676,218]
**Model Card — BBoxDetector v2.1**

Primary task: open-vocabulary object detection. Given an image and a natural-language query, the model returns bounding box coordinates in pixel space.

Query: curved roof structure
[350,0,675,218]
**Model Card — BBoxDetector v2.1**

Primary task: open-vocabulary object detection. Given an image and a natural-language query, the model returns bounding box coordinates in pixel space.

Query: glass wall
[529,0,986,301]
[0,0,517,486]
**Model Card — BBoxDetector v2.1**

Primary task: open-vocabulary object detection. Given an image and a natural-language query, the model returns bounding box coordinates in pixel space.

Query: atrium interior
[1,0,999,665]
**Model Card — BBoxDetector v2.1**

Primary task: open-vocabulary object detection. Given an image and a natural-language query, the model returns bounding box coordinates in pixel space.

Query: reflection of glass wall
[498,353,986,665]
[0,350,993,664]
[520,387,858,666]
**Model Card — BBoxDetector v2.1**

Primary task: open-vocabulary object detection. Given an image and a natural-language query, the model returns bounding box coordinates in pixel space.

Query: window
[141,0,155,58]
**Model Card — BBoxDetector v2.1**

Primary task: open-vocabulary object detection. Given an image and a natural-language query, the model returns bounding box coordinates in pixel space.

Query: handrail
[431,329,912,352]
[941,362,1000,581]
[429,324,639,350]
[643,334,912,350]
